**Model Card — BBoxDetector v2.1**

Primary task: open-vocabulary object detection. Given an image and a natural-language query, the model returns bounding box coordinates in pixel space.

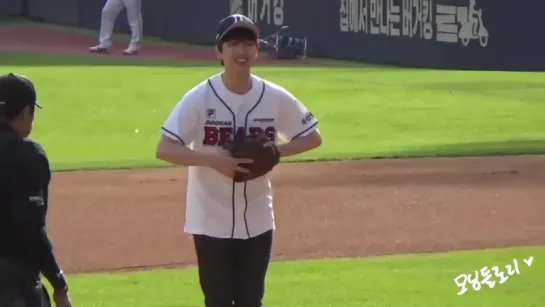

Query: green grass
[43,247,545,307]
[2,51,545,171]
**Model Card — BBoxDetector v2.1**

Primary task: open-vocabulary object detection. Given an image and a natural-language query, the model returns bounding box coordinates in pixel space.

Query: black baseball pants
[0,258,51,307]
[193,230,273,307]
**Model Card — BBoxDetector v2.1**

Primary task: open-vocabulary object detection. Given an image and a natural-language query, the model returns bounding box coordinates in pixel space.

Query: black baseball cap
[0,73,41,119]
[216,14,259,44]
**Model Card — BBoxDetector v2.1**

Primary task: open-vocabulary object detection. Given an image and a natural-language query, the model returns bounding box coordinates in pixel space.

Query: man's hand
[209,154,254,178]
[53,289,72,307]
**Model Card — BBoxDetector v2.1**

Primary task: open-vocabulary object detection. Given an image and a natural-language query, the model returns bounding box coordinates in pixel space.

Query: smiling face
[216,28,259,72]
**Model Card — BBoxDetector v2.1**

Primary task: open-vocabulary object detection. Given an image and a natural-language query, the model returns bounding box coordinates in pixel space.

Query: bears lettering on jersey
[203,125,276,146]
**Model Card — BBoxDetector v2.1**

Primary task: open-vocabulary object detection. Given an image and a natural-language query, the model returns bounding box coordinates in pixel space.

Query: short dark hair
[217,28,258,66]
[217,28,258,52]
[0,73,40,121]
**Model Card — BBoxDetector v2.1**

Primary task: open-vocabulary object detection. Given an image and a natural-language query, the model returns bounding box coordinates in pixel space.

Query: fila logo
[207,109,216,118]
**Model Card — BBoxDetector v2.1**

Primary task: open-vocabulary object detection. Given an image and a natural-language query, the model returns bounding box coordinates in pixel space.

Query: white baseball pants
[98,0,143,50]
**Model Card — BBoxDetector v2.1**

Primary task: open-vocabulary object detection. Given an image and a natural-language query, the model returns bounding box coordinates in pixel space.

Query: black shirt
[0,122,67,290]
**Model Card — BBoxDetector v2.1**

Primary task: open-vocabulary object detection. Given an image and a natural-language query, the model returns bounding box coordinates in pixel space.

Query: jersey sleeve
[277,89,319,142]
[161,90,200,145]
[10,142,67,290]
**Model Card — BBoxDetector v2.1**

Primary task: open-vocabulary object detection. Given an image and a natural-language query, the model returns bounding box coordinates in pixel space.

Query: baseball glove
[222,131,281,182]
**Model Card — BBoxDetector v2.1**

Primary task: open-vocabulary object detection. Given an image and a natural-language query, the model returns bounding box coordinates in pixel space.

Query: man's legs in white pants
[90,0,124,52]
[90,0,143,54]
[123,0,143,53]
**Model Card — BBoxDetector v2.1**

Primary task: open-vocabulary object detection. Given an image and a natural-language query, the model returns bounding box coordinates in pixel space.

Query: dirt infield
[3,25,545,274]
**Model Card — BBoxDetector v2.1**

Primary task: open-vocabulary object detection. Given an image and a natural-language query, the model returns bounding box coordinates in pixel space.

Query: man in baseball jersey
[156,14,322,307]
[89,0,143,55]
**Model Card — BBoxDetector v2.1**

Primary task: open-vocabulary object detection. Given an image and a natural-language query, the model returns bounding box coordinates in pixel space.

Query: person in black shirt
[0,73,73,307]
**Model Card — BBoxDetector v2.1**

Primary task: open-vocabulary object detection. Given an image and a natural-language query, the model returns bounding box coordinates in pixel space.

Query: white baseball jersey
[161,73,319,239]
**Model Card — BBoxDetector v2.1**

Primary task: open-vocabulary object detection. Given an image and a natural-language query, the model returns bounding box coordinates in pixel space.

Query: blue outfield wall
[2,0,544,71]
[240,0,545,71]
[0,0,25,18]
[27,0,79,26]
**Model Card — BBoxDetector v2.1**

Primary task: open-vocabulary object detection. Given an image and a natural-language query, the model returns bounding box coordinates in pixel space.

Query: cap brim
[35,101,42,109]
[218,22,259,42]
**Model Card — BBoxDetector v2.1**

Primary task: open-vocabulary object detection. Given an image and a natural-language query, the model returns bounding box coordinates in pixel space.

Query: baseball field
[1,21,545,306]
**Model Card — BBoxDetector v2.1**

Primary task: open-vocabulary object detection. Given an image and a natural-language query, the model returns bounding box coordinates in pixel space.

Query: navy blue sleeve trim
[161,127,186,145]
[290,121,319,141]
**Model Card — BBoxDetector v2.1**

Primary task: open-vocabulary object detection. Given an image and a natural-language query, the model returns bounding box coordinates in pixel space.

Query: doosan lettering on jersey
[161,73,319,239]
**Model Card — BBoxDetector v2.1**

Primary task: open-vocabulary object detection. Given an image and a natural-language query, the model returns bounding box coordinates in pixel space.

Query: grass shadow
[411,80,545,104]
[371,139,545,159]
[0,50,218,68]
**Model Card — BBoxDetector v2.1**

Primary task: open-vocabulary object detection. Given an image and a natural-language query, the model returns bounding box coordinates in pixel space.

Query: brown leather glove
[222,131,280,182]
